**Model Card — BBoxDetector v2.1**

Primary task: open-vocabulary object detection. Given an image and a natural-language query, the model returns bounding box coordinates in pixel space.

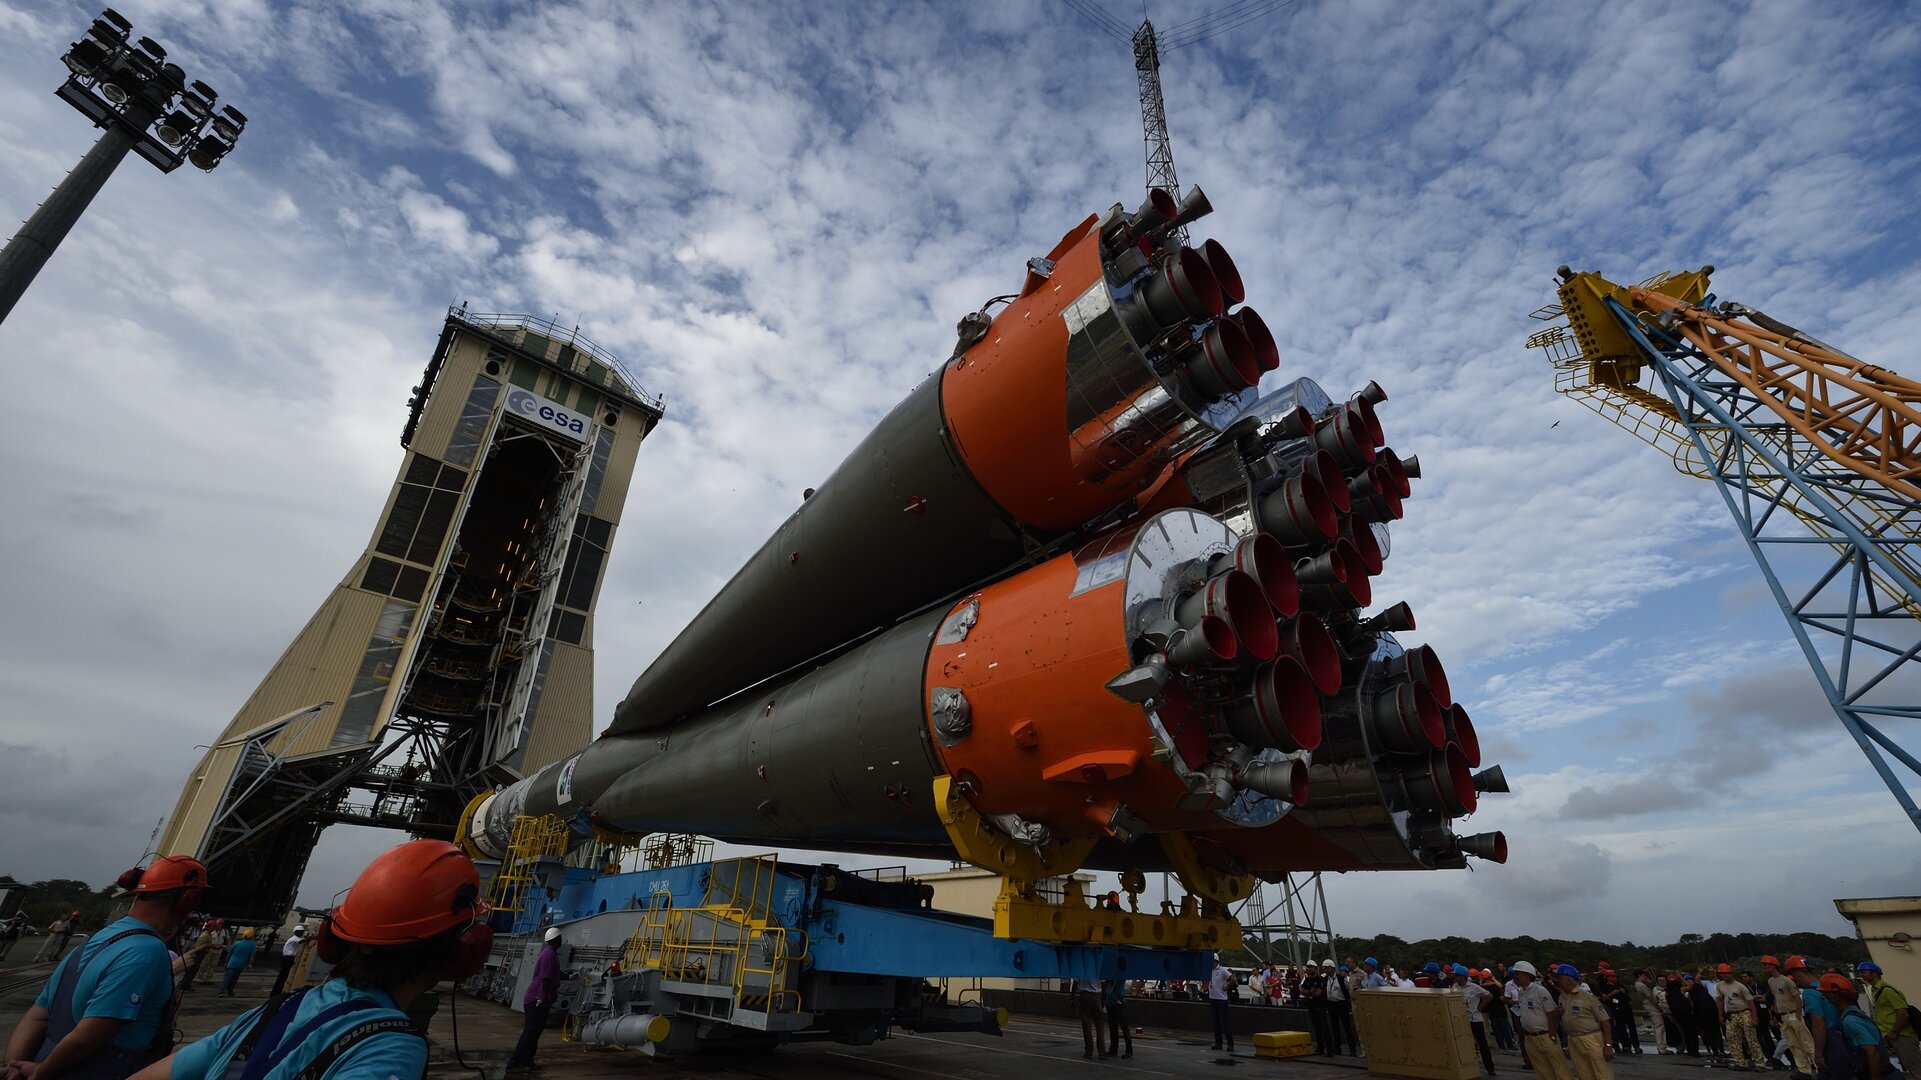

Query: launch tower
[158,308,662,923]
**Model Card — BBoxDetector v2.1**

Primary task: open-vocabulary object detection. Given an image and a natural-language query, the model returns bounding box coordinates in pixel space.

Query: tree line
[1262,930,1871,975]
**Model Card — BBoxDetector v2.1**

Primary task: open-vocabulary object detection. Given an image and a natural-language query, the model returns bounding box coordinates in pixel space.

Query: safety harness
[219,988,422,1080]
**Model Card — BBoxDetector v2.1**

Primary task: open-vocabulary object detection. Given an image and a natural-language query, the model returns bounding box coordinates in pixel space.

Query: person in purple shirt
[508,927,564,1070]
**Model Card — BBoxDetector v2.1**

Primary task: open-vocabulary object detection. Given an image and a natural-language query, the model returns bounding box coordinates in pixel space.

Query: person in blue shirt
[1363,957,1388,989]
[216,932,257,999]
[2,856,208,1080]
[130,840,491,1080]
[1816,973,1884,1080]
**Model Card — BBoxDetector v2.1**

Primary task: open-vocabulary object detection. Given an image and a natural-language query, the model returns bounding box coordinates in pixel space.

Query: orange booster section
[941,195,1265,533]
[925,508,1325,847]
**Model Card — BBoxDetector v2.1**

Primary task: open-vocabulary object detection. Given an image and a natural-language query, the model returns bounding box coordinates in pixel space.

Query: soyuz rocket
[465,186,1507,881]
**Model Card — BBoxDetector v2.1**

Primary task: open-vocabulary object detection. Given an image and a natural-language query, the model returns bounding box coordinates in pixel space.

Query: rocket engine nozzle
[1175,569,1278,661]
[1226,657,1324,753]
[1386,643,1453,711]
[1454,830,1508,864]
[1241,757,1310,804]
[1350,465,1405,523]
[1446,703,1481,767]
[1401,743,1477,817]
[1361,678,1446,755]
[1233,308,1279,373]
[1139,246,1224,327]
[1217,532,1299,618]
[1168,185,1213,231]
[1356,380,1388,406]
[1258,470,1338,548]
[1344,519,1384,575]
[1167,615,1237,669]
[1178,317,1260,400]
[1375,449,1412,499]
[1399,452,1422,480]
[1314,402,1378,470]
[1312,450,1352,513]
[1279,614,1342,695]
[1471,764,1509,794]
[1201,239,1244,307]
[1134,187,1179,229]
[1351,394,1384,448]
[1360,600,1416,634]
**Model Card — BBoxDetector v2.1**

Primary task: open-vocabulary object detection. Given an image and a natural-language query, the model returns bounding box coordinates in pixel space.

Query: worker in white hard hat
[507,926,565,1071]
[1513,962,1572,1080]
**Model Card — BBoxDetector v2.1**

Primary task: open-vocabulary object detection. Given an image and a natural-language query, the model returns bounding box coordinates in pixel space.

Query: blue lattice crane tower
[1529,268,1921,834]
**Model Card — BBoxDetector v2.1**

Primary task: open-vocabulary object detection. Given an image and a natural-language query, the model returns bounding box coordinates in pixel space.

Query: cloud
[0,0,1916,939]
[1563,776,1705,821]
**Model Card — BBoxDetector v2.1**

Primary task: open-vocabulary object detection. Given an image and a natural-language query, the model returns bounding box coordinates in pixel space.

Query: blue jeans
[218,966,243,995]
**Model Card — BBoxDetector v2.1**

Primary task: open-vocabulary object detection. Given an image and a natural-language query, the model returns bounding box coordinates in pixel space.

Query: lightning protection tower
[158,309,663,922]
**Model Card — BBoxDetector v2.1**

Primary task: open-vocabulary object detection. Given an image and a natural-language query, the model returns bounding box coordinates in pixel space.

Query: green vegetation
[8,878,122,931]
[1241,931,1869,976]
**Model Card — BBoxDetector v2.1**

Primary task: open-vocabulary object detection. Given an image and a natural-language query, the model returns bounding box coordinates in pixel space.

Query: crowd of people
[0,840,490,1080]
[1070,952,1915,1080]
[1229,953,1914,1080]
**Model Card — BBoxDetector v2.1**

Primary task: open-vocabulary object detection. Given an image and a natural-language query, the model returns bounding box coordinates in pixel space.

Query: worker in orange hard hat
[3,855,207,1080]
[1762,955,1815,1077]
[1816,973,1885,1080]
[1717,962,1764,1071]
[130,840,492,1080]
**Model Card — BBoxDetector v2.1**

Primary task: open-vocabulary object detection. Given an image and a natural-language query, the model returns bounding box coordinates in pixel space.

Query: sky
[1,0,1918,945]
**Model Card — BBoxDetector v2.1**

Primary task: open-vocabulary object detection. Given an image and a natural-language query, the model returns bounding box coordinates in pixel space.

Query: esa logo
[506,387,587,440]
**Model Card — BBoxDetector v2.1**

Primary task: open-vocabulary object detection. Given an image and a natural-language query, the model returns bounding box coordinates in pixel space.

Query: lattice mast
[1529,269,1921,834]
[1133,19,1187,245]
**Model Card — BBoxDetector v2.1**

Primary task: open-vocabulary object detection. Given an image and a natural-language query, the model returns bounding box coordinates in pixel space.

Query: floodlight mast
[0,9,245,326]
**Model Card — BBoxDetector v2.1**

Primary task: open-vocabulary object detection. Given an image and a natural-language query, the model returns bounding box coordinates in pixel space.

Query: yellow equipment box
[1256,1044,1316,1059]
[1253,1031,1314,1049]
[1353,988,1479,1080]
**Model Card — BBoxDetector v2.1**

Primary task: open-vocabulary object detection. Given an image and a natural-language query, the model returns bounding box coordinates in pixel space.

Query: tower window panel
[407,489,461,564]
[509,360,539,390]
[561,541,606,611]
[376,486,429,559]
[332,600,416,748]
[556,610,587,645]
[436,464,469,491]
[393,565,430,602]
[361,557,401,595]
[444,376,500,469]
[521,331,552,359]
[580,428,614,516]
[406,454,440,486]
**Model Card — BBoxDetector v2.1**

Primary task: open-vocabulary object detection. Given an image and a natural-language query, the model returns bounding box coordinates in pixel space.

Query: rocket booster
[612,188,1260,731]
[471,188,1505,880]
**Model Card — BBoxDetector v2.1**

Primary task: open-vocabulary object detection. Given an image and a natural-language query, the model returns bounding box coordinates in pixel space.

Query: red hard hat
[1784,956,1809,972]
[1818,973,1855,995]
[1761,955,1780,967]
[1717,963,1734,975]
[329,839,486,946]
[135,855,209,893]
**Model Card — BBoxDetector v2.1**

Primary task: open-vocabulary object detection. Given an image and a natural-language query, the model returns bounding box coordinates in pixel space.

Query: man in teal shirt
[132,840,490,1080]
[216,932,257,998]
[1818,973,1884,1080]
[2,856,207,1080]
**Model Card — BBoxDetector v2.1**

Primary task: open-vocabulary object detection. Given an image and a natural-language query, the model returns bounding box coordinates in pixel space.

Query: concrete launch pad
[1,957,1770,1080]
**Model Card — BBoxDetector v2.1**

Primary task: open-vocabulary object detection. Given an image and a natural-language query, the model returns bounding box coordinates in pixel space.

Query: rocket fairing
[469,187,1506,880]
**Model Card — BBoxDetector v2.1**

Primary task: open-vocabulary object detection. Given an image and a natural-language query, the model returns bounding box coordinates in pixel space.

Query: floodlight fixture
[0,8,247,324]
